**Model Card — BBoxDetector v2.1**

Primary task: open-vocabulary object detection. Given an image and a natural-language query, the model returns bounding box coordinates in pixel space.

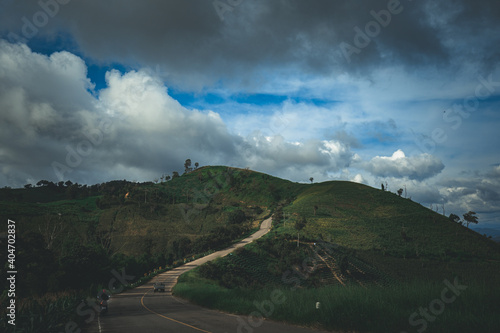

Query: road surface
[83,217,329,333]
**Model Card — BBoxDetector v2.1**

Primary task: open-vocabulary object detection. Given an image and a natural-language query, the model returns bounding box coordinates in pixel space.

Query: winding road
[83,217,328,333]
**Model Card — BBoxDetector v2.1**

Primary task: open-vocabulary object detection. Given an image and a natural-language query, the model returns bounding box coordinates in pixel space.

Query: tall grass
[0,290,85,333]
[173,269,500,333]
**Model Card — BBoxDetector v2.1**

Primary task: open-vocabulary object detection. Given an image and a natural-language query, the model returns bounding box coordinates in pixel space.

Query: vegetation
[173,172,500,333]
[175,268,500,333]
[0,166,299,330]
[463,211,479,228]
[1,165,499,332]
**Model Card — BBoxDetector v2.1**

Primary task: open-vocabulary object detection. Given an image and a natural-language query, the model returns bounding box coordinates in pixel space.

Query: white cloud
[0,40,356,187]
[0,41,237,185]
[235,132,354,180]
[438,167,500,217]
[352,173,366,184]
[363,149,444,180]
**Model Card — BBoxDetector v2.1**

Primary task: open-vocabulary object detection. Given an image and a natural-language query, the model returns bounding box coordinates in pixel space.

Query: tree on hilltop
[36,180,51,187]
[184,159,192,173]
[463,211,478,228]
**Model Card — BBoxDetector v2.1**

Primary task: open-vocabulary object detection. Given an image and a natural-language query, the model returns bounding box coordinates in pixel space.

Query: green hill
[0,166,303,296]
[169,169,500,333]
[1,166,498,284]
[1,166,500,332]
[0,166,292,256]
[282,180,500,261]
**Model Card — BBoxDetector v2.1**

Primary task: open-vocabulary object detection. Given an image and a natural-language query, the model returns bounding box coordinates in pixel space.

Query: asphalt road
[82,217,329,333]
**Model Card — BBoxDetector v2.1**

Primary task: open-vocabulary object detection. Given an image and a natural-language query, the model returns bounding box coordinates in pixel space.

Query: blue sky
[0,0,499,227]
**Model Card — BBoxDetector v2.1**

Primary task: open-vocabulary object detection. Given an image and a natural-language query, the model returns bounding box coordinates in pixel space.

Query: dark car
[153,282,166,292]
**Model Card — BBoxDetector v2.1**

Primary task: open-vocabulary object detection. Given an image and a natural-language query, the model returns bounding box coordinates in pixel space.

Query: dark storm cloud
[2,0,499,91]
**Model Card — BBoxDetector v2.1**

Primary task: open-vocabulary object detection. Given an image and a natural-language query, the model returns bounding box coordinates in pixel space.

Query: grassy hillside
[171,172,500,333]
[281,180,500,261]
[0,166,300,332]
[2,166,499,332]
[0,166,298,257]
[0,166,302,299]
[1,166,498,285]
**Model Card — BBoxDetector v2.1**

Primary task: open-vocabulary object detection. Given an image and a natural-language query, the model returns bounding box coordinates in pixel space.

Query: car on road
[153,282,166,292]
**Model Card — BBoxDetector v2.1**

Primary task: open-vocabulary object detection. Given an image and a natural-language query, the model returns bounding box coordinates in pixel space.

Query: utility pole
[297,232,300,248]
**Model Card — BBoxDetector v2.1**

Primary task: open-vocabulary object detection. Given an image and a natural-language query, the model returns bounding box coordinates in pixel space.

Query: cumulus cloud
[351,173,366,184]
[439,167,500,214]
[363,149,444,180]
[0,40,355,186]
[238,133,353,174]
[0,41,243,185]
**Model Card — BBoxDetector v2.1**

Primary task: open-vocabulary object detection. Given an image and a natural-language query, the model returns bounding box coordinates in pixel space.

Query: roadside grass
[173,268,500,333]
[0,290,87,333]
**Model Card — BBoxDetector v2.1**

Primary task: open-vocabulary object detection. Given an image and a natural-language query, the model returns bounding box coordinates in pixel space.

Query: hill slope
[1,165,498,292]
[2,166,500,333]
[169,169,500,333]
[282,180,499,261]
